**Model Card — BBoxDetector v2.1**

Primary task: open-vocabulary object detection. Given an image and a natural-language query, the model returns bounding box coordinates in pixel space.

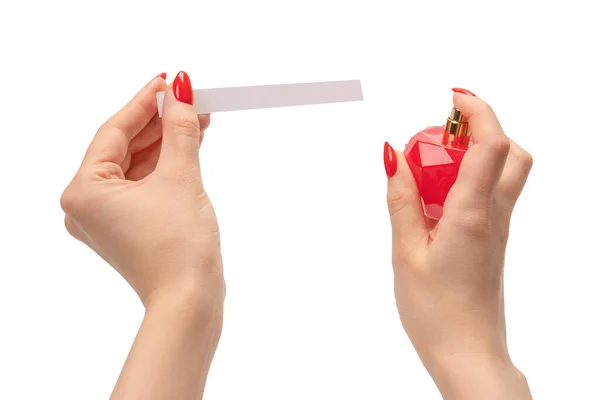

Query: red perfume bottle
[403,107,472,220]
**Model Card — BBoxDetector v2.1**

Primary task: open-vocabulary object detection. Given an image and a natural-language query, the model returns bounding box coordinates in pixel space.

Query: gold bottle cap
[445,107,470,138]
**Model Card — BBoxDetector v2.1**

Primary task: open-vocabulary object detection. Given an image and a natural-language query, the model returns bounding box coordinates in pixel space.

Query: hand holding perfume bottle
[383,89,533,399]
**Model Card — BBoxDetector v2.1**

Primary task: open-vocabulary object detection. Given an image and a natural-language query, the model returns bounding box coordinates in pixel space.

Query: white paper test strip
[156,80,363,117]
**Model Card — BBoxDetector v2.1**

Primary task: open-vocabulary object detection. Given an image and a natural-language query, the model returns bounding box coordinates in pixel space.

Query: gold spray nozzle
[445,107,470,138]
[443,107,471,147]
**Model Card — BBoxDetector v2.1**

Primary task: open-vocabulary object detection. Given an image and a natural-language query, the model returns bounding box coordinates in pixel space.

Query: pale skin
[387,92,533,399]
[61,74,223,400]
[61,73,533,399]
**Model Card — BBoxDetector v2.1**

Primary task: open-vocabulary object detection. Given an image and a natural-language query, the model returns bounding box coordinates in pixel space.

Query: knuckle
[60,186,79,215]
[387,189,415,217]
[170,113,201,138]
[96,161,125,180]
[490,136,511,158]
[135,96,156,117]
[60,178,97,218]
[516,148,534,170]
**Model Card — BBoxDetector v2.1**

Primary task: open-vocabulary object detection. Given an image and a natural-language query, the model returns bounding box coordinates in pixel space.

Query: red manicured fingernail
[157,72,167,80]
[384,142,398,179]
[452,87,477,97]
[173,71,193,105]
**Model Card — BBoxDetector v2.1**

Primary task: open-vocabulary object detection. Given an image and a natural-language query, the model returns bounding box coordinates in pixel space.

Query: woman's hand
[60,71,223,308]
[384,91,533,399]
[61,71,223,400]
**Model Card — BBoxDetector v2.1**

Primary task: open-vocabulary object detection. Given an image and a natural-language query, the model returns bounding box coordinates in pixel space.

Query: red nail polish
[403,107,472,220]
[157,72,167,80]
[173,71,193,105]
[384,142,398,179]
[452,87,477,97]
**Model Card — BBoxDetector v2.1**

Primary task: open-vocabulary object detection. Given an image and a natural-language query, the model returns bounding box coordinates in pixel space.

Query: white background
[1,0,599,399]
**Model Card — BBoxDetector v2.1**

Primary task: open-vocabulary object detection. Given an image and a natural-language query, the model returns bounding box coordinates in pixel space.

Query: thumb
[156,71,202,179]
[384,142,428,262]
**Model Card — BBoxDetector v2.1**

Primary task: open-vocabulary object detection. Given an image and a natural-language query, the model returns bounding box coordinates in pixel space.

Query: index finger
[81,74,168,168]
[443,93,510,216]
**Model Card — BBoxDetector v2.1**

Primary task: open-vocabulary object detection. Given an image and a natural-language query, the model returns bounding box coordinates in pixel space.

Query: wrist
[111,279,224,399]
[424,350,531,400]
[145,281,224,348]
[145,273,226,324]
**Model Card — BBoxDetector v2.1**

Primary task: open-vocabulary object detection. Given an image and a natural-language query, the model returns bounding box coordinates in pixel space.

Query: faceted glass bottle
[403,108,472,220]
